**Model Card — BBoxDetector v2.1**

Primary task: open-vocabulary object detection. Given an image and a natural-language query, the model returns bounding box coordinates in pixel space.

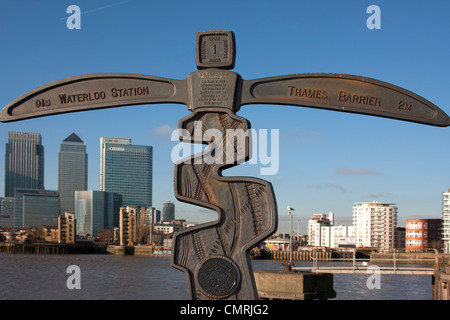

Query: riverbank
[3,242,450,266]
[106,245,168,256]
[0,242,107,254]
[0,242,169,256]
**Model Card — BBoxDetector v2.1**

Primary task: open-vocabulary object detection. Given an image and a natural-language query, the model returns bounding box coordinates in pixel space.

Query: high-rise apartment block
[5,132,44,197]
[352,201,397,250]
[58,133,88,214]
[119,206,137,246]
[307,212,354,248]
[442,189,450,254]
[100,137,152,207]
[140,207,161,226]
[58,212,76,244]
[308,212,333,247]
[405,219,441,252]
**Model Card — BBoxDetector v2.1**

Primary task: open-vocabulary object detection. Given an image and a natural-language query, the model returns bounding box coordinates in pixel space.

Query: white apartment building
[307,212,354,248]
[308,212,333,247]
[330,225,354,248]
[442,189,450,254]
[352,201,397,250]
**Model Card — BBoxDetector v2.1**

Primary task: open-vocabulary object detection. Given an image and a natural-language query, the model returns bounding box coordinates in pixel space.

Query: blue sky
[1,0,450,234]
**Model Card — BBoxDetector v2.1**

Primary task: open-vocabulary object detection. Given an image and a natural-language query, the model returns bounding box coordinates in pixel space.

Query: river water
[0,253,431,300]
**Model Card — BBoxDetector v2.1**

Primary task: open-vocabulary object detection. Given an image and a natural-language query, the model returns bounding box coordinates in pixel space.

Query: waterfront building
[100,137,153,207]
[13,189,59,228]
[263,233,300,251]
[307,212,354,248]
[58,212,76,244]
[75,190,122,237]
[42,225,58,242]
[5,131,44,197]
[394,227,406,249]
[58,133,88,214]
[442,189,450,254]
[406,219,442,252]
[162,201,175,222]
[329,225,354,248]
[352,201,397,250]
[140,206,161,226]
[154,224,175,235]
[119,206,137,246]
[307,212,333,247]
[154,219,186,235]
[0,197,14,227]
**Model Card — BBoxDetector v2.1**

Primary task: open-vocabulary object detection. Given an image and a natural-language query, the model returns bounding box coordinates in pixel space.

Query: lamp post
[287,206,295,264]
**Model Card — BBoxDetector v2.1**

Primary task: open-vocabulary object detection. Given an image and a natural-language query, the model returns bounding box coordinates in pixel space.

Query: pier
[290,248,441,275]
[252,247,450,299]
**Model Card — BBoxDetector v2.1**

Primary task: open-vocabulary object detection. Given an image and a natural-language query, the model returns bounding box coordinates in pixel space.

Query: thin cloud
[335,168,379,175]
[281,128,322,143]
[366,192,392,200]
[149,124,177,140]
[61,1,133,19]
[308,183,347,193]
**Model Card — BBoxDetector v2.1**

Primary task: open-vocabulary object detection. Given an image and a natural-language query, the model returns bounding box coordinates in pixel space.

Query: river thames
[0,253,431,300]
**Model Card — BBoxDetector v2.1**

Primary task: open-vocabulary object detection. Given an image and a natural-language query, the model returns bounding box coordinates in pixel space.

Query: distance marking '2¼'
[242,73,449,127]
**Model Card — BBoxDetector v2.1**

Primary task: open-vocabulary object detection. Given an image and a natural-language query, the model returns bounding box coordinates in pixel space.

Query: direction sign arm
[240,73,450,127]
[0,73,189,122]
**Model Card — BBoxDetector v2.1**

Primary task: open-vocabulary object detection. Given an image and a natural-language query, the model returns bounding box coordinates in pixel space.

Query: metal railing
[293,247,439,274]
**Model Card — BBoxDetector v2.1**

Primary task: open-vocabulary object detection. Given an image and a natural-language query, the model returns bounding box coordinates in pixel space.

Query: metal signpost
[1,30,449,300]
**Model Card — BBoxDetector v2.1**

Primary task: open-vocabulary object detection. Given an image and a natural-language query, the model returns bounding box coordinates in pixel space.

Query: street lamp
[287,206,295,264]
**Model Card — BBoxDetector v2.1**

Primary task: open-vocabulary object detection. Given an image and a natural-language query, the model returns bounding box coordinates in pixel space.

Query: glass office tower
[75,190,122,237]
[100,137,153,207]
[14,189,59,227]
[5,132,44,197]
[162,201,175,222]
[58,133,88,214]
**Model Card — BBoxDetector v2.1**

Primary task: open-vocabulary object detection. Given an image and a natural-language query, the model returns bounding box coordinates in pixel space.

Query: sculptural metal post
[1,30,449,300]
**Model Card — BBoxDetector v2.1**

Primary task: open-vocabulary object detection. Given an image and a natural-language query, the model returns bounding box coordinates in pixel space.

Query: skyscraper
[58,133,88,214]
[75,190,122,237]
[442,189,450,254]
[100,137,153,207]
[162,201,175,222]
[5,131,44,197]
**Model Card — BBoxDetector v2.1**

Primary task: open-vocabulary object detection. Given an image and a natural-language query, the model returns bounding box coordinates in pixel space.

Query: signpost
[1,30,448,300]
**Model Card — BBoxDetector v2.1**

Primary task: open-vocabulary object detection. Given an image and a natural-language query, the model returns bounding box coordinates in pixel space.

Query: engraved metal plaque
[187,69,240,111]
[240,73,450,127]
[1,30,449,300]
[196,30,235,70]
[195,255,240,299]
[0,73,188,122]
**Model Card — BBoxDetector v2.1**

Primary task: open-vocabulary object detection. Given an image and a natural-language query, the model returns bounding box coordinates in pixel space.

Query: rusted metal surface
[1,30,449,300]
[172,108,277,299]
[241,73,450,127]
[0,73,188,122]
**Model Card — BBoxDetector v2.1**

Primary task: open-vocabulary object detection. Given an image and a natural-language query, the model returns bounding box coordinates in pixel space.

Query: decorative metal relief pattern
[171,109,278,300]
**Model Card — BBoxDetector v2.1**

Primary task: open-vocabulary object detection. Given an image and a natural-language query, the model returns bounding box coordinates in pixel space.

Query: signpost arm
[0,73,189,122]
[240,73,450,127]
